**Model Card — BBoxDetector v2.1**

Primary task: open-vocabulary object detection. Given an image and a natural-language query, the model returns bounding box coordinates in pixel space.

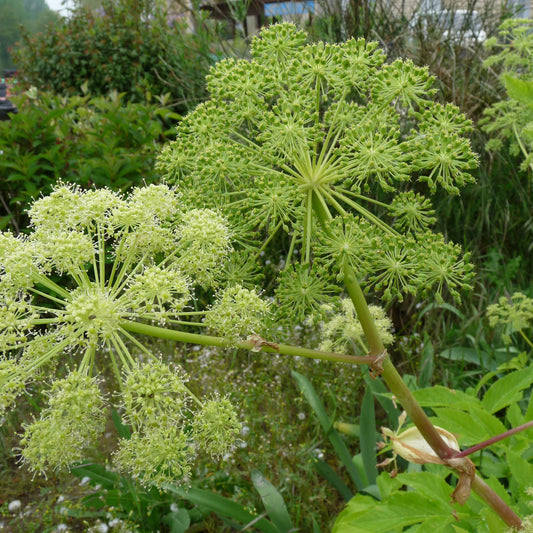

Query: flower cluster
[0,183,245,484]
[487,292,533,344]
[312,298,394,354]
[483,19,533,169]
[157,23,477,311]
[204,285,271,340]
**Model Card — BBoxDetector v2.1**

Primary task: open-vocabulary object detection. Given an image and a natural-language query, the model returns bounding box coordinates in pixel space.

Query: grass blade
[163,485,281,533]
[251,469,294,533]
[292,370,365,491]
[360,387,377,486]
[313,458,354,501]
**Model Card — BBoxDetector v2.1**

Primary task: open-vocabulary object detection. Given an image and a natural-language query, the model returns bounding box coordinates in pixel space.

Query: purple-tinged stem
[454,420,533,458]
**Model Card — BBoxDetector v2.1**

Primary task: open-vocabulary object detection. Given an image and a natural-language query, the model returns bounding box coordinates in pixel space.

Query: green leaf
[482,366,533,414]
[413,386,481,411]
[507,449,533,492]
[360,386,378,485]
[71,463,121,490]
[251,470,294,533]
[418,335,434,388]
[479,507,507,533]
[365,377,398,428]
[312,519,323,533]
[395,472,452,505]
[503,74,533,108]
[162,485,281,533]
[162,508,191,533]
[111,408,131,439]
[438,347,492,367]
[333,490,455,533]
[432,405,507,446]
[313,458,354,501]
[292,370,365,491]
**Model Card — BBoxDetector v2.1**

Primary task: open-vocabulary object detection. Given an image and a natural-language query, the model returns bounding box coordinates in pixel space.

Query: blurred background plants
[12,0,216,113]
[0,89,179,233]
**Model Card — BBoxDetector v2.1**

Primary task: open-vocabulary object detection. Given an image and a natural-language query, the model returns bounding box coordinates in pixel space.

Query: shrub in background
[13,0,214,113]
[0,88,179,233]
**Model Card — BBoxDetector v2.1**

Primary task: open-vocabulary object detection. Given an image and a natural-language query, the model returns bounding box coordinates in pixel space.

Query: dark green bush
[13,0,214,113]
[0,89,179,233]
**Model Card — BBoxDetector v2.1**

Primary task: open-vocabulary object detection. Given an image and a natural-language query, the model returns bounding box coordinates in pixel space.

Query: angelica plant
[0,183,248,486]
[156,23,526,530]
[1,22,527,531]
[483,19,533,173]
[157,23,477,308]
[0,181,371,485]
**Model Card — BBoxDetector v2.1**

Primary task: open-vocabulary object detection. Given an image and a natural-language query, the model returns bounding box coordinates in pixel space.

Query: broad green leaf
[480,507,507,533]
[333,490,455,532]
[507,450,533,492]
[503,74,533,107]
[251,469,294,533]
[413,386,480,411]
[292,370,364,490]
[482,366,533,414]
[376,470,403,499]
[395,472,452,505]
[162,509,191,533]
[163,485,281,533]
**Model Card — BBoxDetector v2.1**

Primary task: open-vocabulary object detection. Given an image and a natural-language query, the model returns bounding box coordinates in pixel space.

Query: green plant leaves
[360,386,378,486]
[291,370,365,491]
[251,470,295,533]
[482,365,533,414]
[502,75,533,109]
[164,484,283,533]
[333,471,508,533]
[162,508,191,533]
[333,472,457,533]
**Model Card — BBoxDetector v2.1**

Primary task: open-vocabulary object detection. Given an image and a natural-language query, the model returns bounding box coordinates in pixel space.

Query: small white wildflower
[8,500,21,513]
[297,412,306,420]
[170,503,179,513]
[80,476,91,486]
[90,522,109,533]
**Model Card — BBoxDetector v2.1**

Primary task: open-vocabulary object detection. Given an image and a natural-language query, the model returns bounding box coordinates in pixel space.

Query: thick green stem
[119,320,373,366]
[342,264,385,357]
[472,475,523,530]
[312,202,522,528]
[342,262,456,459]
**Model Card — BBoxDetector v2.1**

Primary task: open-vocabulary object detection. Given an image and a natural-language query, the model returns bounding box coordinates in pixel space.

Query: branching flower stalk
[0,182,377,486]
[157,23,523,528]
[0,22,526,530]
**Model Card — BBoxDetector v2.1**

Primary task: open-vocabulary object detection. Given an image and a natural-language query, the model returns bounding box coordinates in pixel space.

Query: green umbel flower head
[487,292,533,344]
[19,372,106,472]
[204,285,271,340]
[157,23,477,309]
[312,299,394,354]
[0,183,243,483]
